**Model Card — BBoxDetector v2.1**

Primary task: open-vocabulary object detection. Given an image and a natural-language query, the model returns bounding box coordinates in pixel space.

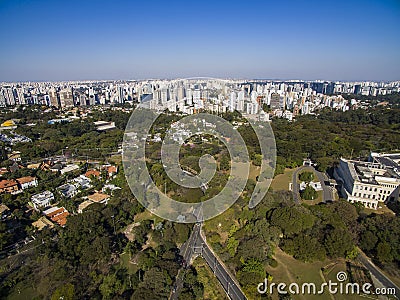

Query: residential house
[102,165,118,178]
[78,200,94,213]
[0,203,10,219]
[73,175,92,189]
[43,206,69,227]
[7,151,21,162]
[32,216,54,230]
[58,183,78,198]
[9,162,21,173]
[85,169,101,178]
[60,164,80,175]
[87,192,110,204]
[0,179,19,194]
[94,121,116,131]
[31,191,54,210]
[49,163,63,173]
[27,163,41,169]
[17,176,38,190]
[0,167,8,176]
[102,184,121,193]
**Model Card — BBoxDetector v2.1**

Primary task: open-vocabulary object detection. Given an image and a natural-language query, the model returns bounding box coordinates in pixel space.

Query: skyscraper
[59,88,74,107]
[4,87,15,106]
[270,92,281,110]
[49,88,60,107]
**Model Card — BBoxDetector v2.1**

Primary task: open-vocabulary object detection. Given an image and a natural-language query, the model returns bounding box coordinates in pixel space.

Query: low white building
[299,181,323,191]
[334,153,400,209]
[60,164,80,175]
[31,191,54,210]
[73,175,92,189]
[57,183,78,198]
[17,176,38,190]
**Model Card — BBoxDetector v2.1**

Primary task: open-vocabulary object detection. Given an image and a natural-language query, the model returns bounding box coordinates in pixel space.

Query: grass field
[270,168,295,191]
[266,247,328,300]
[302,190,324,205]
[134,210,163,223]
[249,164,261,181]
[265,248,381,300]
[119,252,138,274]
[322,261,372,300]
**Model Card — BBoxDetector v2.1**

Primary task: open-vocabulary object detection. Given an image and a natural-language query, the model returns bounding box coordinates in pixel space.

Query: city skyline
[0,0,399,82]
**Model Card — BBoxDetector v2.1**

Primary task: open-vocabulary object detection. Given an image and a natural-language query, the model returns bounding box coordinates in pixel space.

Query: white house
[31,191,54,210]
[57,183,78,198]
[17,176,38,190]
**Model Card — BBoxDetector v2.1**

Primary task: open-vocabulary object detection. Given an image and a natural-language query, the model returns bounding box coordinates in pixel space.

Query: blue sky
[0,0,399,81]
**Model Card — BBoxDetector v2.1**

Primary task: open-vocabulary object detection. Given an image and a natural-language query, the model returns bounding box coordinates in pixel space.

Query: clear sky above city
[0,0,399,82]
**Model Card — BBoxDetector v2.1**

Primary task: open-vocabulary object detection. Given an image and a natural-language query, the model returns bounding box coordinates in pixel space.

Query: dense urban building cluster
[1,79,399,121]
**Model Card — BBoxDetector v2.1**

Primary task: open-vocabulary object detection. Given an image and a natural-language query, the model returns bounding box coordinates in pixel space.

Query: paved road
[313,168,334,202]
[292,166,334,203]
[170,224,247,300]
[358,252,400,298]
[199,233,246,300]
[170,223,202,300]
[292,166,305,203]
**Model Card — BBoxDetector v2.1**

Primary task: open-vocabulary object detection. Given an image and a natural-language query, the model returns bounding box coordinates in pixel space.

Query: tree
[99,273,123,298]
[359,231,378,252]
[376,242,393,263]
[51,283,75,300]
[299,171,314,182]
[301,185,317,200]
[282,235,326,262]
[269,206,316,236]
[324,227,354,258]
[173,223,190,244]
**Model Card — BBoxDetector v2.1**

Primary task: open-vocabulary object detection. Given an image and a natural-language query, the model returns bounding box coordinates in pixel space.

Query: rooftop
[32,217,54,230]
[87,192,110,203]
[17,176,37,184]
[0,179,18,189]
[0,204,10,214]
[31,191,54,202]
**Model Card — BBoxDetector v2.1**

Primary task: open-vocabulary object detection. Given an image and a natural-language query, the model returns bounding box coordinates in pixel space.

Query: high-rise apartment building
[59,88,74,107]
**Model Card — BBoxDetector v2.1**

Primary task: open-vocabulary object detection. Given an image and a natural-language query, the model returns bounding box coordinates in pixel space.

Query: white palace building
[334,152,400,209]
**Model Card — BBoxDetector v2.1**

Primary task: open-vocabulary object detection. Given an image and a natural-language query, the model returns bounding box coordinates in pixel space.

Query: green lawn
[119,252,138,274]
[265,249,376,300]
[322,262,375,300]
[302,190,323,205]
[270,168,295,191]
[134,210,162,223]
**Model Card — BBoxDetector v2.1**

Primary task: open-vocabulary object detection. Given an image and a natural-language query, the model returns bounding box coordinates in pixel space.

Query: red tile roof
[45,207,65,218]
[85,169,101,178]
[107,166,118,174]
[0,179,18,189]
[16,176,36,184]
[51,211,69,226]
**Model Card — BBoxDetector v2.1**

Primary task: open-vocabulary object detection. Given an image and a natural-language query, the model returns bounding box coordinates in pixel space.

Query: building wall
[335,158,400,209]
